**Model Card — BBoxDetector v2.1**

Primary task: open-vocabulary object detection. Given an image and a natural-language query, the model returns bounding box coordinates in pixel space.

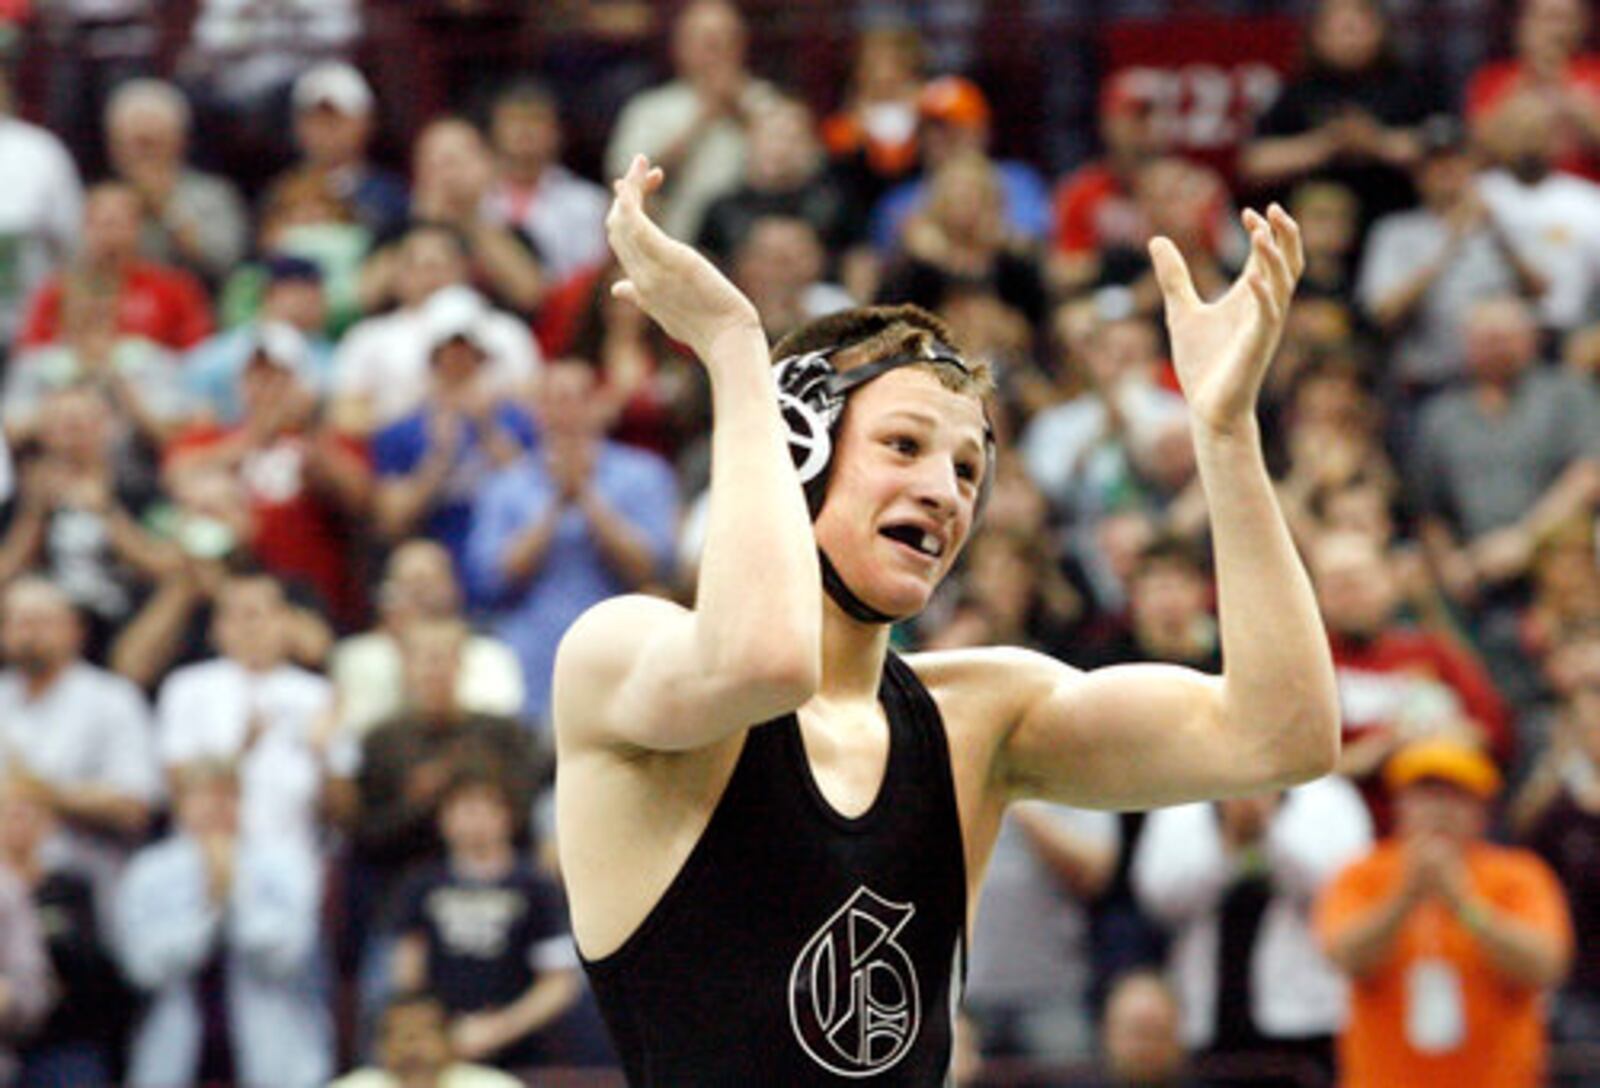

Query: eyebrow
[878,410,986,456]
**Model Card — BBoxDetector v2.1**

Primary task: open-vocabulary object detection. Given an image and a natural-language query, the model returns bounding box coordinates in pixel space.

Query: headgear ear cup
[771,341,998,624]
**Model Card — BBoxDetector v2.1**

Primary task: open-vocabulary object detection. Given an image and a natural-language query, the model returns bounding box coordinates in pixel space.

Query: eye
[955,460,979,484]
[886,434,920,457]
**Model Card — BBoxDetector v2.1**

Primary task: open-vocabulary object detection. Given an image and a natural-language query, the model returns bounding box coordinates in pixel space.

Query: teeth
[920,532,942,557]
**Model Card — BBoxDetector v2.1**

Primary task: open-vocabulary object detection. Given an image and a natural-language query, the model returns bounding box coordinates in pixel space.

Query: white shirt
[0,117,83,340]
[1478,168,1600,332]
[487,165,609,284]
[330,629,525,739]
[331,301,540,429]
[156,658,346,843]
[605,79,779,240]
[1133,776,1373,1047]
[968,803,1118,1004]
[0,663,162,802]
[1021,379,1188,510]
[0,663,163,918]
[329,1065,523,1088]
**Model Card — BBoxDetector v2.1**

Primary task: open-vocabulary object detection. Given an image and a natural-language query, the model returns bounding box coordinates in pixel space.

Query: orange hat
[917,76,990,129]
[1384,738,1502,800]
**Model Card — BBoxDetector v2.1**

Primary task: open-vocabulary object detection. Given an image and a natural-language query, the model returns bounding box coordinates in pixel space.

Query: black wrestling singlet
[583,652,968,1086]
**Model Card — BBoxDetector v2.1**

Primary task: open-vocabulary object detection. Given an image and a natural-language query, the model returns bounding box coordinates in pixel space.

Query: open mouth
[879,523,944,560]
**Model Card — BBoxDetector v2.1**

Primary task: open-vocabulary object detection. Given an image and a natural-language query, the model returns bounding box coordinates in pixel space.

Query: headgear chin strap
[773,338,996,626]
[819,549,898,624]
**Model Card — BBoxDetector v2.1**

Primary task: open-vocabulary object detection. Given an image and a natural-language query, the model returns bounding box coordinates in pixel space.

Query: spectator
[466,359,679,730]
[1239,0,1435,230]
[731,216,852,343]
[1080,536,1220,1003]
[963,803,1116,1067]
[348,619,542,901]
[328,991,523,1088]
[0,72,83,351]
[1094,971,1192,1088]
[241,159,371,336]
[1134,778,1372,1085]
[166,331,372,629]
[1018,311,1188,538]
[0,779,132,1088]
[107,469,336,688]
[16,182,212,354]
[115,759,332,1088]
[1288,180,1360,302]
[1313,529,1512,827]
[1090,534,1219,674]
[0,857,51,1088]
[184,258,335,425]
[871,75,1051,252]
[393,117,544,316]
[263,62,409,242]
[331,539,525,741]
[697,94,865,275]
[1476,91,1600,335]
[1411,295,1600,700]
[154,572,346,845]
[0,578,161,910]
[485,80,610,288]
[1510,621,1600,1050]
[1466,0,1600,183]
[391,767,580,1070]
[1050,69,1168,296]
[371,296,540,565]
[821,24,926,213]
[331,231,541,435]
[103,78,248,287]
[0,386,179,658]
[1317,738,1573,1088]
[878,150,1048,328]
[1356,115,1542,397]
[605,0,779,240]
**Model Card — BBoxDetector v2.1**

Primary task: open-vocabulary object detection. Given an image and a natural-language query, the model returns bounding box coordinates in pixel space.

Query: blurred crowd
[0,0,1597,1085]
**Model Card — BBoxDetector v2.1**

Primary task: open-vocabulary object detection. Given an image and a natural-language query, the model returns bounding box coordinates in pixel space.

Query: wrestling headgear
[772,338,996,624]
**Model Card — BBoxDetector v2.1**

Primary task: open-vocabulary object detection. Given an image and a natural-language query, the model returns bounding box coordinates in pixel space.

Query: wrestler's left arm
[932,206,1339,810]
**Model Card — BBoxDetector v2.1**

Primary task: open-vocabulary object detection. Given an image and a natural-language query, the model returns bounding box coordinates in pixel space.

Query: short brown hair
[771,303,995,399]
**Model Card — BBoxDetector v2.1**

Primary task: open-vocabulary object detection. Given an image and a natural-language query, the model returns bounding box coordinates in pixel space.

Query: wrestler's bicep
[553,594,806,754]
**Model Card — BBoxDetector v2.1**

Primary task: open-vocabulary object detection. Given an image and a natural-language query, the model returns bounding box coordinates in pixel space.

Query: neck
[454,841,514,878]
[501,158,546,186]
[817,598,892,704]
[21,661,68,699]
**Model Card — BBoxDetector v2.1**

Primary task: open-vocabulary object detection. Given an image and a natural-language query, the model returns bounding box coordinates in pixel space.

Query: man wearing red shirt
[1465,0,1600,182]
[1313,530,1512,830]
[166,328,371,628]
[1050,70,1168,295]
[18,182,212,352]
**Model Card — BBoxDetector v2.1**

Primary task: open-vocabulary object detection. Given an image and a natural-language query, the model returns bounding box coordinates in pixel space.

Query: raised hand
[605,154,762,362]
[1149,204,1304,436]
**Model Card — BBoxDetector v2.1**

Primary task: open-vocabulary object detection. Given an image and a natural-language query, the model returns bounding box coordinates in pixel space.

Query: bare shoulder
[552,593,691,749]
[903,645,1084,751]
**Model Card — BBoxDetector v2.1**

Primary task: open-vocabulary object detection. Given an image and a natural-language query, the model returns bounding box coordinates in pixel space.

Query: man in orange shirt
[1316,738,1573,1088]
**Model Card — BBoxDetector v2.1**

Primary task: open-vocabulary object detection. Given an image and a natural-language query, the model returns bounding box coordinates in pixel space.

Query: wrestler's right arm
[552,155,821,754]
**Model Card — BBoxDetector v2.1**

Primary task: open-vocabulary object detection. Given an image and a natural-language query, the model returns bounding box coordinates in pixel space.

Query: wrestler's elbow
[716,645,820,717]
[1270,700,1342,785]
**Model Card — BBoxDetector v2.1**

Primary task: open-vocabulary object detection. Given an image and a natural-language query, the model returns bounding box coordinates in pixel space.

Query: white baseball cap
[422,285,493,356]
[293,62,375,116]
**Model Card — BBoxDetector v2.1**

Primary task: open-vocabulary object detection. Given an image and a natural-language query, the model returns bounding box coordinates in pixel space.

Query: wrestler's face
[814,367,987,619]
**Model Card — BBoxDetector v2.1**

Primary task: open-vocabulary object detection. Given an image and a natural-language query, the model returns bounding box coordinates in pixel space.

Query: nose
[912,455,962,518]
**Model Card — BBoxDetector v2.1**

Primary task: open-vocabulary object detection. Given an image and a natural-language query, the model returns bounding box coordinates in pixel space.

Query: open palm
[606,154,762,362]
[1150,205,1304,435]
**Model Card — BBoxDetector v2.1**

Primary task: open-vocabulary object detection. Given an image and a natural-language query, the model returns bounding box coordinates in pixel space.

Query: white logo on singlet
[788,885,921,1077]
